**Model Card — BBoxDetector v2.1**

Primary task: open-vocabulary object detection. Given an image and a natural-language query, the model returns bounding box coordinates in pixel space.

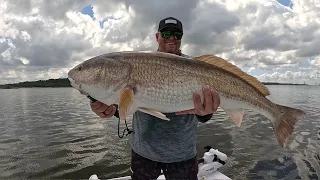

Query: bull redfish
[68,51,306,148]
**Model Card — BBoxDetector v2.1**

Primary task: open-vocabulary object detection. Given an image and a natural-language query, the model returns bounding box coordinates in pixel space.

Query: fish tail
[272,104,306,148]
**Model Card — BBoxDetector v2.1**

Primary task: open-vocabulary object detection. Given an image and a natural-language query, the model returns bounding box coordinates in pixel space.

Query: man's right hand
[90,101,117,118]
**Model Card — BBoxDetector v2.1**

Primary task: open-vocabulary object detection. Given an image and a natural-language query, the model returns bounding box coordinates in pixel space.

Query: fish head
[68,55,132,104]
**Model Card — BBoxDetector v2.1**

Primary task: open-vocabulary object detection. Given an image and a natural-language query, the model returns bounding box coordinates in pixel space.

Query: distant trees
[0,78,310,89]
[0,78,71,88]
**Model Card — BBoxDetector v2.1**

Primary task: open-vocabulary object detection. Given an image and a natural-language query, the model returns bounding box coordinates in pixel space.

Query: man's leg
[162,156,198,180]
[130,149,162,180]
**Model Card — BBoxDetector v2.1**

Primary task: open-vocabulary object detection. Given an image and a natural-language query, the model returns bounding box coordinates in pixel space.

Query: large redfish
[68,51,306,148]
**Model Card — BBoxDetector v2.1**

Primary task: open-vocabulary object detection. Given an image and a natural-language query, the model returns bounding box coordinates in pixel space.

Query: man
[90,17,220,179]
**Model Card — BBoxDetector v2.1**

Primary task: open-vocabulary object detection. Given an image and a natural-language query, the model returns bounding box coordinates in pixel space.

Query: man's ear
[155,33,159,42]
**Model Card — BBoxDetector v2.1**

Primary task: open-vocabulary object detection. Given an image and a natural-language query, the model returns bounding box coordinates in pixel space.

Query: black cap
[158,17,183,33]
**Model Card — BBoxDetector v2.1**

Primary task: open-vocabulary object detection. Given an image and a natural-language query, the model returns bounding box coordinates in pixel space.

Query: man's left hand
[176,87,220,116]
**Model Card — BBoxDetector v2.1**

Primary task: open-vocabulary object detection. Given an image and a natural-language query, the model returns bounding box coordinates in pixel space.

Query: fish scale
[68,51,306,148]
[126,55,200,109]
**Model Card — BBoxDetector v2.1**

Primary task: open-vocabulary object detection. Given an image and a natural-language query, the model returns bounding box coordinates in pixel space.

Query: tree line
[0,78,71,89]
[0,78,309,89]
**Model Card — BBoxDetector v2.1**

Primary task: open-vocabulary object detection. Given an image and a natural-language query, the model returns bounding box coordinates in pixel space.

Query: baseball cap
[158,17,183,33]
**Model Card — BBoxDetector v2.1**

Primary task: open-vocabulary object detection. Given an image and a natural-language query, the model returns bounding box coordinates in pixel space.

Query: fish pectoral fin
[119,87,135,120]
[224,109,244,127]
[138,107,170,121]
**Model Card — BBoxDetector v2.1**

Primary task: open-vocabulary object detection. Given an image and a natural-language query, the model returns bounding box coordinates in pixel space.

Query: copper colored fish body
[68,51,306,148]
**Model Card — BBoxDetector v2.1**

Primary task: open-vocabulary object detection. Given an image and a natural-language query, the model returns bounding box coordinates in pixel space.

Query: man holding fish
[65,16,306,179]
[90,17,220,179]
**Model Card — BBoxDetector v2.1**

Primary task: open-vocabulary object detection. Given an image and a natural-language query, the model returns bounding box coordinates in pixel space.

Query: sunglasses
[160,31,183,40]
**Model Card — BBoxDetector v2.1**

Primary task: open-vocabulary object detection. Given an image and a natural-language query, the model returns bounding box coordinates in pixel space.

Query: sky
[0,0,319,85]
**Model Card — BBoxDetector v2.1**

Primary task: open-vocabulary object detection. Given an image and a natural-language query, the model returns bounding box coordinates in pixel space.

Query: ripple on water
[301,131,311,136]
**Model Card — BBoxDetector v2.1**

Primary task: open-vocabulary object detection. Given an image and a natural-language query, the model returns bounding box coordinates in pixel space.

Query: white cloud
[248,67,256,73]
[310,56,320,67]
[0,0,319,85]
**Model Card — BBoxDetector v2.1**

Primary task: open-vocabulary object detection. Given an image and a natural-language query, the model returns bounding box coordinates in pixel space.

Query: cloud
[310,56,320,67]
[0,0,319,85]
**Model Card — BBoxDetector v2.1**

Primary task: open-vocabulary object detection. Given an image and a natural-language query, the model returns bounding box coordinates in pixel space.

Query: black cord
[87,95,97,103]
[118,118,134,138]
[87,95,134,138]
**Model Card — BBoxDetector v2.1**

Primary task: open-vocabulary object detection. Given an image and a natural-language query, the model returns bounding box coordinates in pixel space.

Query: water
[0,85,319,180]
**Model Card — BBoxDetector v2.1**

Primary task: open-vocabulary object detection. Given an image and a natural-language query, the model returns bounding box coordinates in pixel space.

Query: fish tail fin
[272,105,306,148]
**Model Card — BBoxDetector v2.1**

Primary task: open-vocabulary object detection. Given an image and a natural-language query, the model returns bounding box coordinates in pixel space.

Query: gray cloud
[5,0,32,14]
[5,0,87,20]
[38,0,87,20]
[242,29,280,51]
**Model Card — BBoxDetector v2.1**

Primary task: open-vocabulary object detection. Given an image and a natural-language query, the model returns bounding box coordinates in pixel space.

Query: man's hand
[176,87,220,116]
[90,101,117,118]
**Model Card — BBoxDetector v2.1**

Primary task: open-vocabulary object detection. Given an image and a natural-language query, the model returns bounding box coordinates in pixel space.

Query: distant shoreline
[0,78,312,89]
[0,78,72,89]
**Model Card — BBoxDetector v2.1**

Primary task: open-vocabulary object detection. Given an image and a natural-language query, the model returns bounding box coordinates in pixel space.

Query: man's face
[156,27,182,54]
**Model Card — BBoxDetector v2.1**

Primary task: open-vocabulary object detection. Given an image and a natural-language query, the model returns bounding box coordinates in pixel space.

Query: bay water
[0,85,319,179]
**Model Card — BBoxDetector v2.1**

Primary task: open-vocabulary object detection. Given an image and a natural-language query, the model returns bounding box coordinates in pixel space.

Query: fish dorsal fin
[193,54,270,96]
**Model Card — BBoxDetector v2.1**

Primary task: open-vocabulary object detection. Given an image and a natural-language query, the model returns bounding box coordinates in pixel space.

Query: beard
[159,41,180,54]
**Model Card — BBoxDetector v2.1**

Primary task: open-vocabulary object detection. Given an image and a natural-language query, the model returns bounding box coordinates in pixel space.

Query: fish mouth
[68,77,88,96]
[68,77,79,89]
[68,77,117,102]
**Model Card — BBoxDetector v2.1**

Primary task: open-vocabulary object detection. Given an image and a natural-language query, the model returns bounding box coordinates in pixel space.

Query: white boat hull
[102,171,231,180]
[89,147,231,180]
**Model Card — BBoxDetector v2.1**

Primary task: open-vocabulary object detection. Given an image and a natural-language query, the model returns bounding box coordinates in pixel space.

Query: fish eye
[78,66,82,71]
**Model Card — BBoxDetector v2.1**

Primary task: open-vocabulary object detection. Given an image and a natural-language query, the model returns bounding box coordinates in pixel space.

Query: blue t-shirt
[130,111,199,163]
